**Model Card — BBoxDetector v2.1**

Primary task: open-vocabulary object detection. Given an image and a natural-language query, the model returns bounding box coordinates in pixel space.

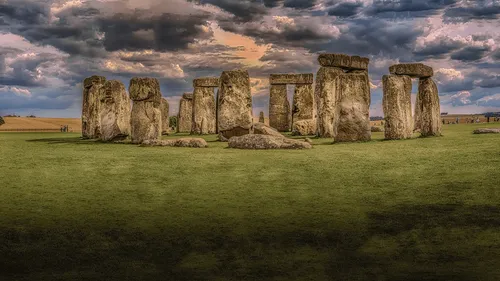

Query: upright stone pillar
[315,67,343,138]
[269,84,289,131]
[192,77,218,135]
[129,77,162,144]
[177,93,193,133]
[99,80,131,141]
[160,98,170,135]
[259,111,265,123]
[292,83,314,125]
[217,69,253,141]
[382,75,413,140]
[418,77,441,137]
[82,75,106,139]
[414,90,422,131]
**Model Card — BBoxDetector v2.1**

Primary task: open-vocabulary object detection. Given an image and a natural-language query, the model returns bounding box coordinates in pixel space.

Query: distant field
[0,117,81,132]
[1,123,500,280]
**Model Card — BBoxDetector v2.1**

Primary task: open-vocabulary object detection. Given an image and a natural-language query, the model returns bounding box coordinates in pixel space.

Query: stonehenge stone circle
[129,77,162,144]
[177,93,193,133]
[228,134,312,150]
[315,66,344,138]
[82,75,106,139]
[259,111,265,123]
[389,63,433,78]
[269,73,314,85]
[217,70,253,141]
[269,84,290,132]
[318,54,369,70]
[418,78,441,137]
[192,77,218,135]
[335,72,371,142]
[382,75,413,140]
[292,83,315,126]
[160,98,170,135]
[99,80,131,141]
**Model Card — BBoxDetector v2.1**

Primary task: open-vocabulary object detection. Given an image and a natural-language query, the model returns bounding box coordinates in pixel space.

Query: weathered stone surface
[253,122,283,138]
[193,77,220,88]
[269,84,290,132]
[382,75,413,140]
[129,77,162,102]
[141,138,208,148]
[335,72,371,142]
[473,128,500,134]
[389,63,433,78]
[218,70,253,141]
[414,88,422,131]
[82,75,106,139]
[160,98,170,135]
[292,119,316,136]
[315,66,344,137]
[270,73,313,85]
[99,80,131,141]
[259,111,265,123]
[318,53,369,70]
[418,78,441,137]
[228,134,312,149]
[177,93,193,133]
[371,126,384,132]
[192,87,216,134]
[292,84,314,128]
[130,101,161,144]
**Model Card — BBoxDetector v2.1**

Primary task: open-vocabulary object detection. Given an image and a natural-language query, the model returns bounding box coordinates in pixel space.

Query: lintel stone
[270,73,314,85]
[193,77,220,88]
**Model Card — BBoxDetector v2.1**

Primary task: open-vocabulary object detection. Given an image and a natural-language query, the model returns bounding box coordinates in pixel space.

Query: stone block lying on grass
[141,138,208,148]
[253,123,284,138]
[228,134,312,149]
[473,128,500,134]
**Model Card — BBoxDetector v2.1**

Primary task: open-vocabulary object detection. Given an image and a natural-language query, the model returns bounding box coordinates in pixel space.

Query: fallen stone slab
[193,77,220,88]
[270,73,314,85]
[389,63,433,78]
[292,119,316,136]
[473,128,500,134]
[141,138,208,148]
[318,53,369,70]
[253,122,284,138]
[228,134,312,149]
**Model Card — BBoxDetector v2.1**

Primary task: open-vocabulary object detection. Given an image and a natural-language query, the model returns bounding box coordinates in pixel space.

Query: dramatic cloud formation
[1,0,500,117]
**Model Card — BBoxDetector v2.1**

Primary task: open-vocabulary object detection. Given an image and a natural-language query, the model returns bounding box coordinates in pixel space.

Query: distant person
[487,116,490,123]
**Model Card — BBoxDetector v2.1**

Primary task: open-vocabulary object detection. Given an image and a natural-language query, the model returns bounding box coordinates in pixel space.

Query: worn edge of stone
[317,53,369,70]
[389,63,434,78]
[193,77,220,88]
[269,73,314,85]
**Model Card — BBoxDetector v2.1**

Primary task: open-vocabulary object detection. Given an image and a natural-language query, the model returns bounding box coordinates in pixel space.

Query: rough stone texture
[335,72,371,142]
[99,80,131,141]
[129,77,162,144]
[259,111,265,123]
[473,128,500,134]
[141,138,208,148]
[269,73,314,85]
[292,119,316,136]
[177,93,193,133]
[228,134,312,149]
[269,84,290,132]
[192,87,216,134]
[217,70,253,141]
[418,78,442,137]
[129,77,162,102]
[193,77,220,88]
[315,66,344,137]
[414,88,422,131]
[318,54,369,70]
[382,75,413,140]
[160,98,170,135]
[253,122,284,138]
[292,84,314,127]
[371,126,384,132]
[389,63,434,78]
[82,75,106,139]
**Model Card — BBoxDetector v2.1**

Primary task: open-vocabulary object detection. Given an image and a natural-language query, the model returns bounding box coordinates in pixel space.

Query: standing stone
[382,75,413,140]
[315,67,344,137]
[177,93,193,133]
[217,70,253,141]
[160,98,170,135]
[129,77,162,144]
[259,111,265,123]
[418,78,441,137]
[335,72,371,142]
[82,75,106,139]
[192,87,216,135]
[292,84,314,126]
[414,89,422,131]
[99,80,131,141]
[269,84,290,131]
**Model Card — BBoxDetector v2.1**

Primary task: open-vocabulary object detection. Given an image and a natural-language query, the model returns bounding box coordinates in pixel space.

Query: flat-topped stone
[318,53,369,70]
[182,92,193,100]
[389,63,433,78]
[270,73,314,85]
[193,77,220,88]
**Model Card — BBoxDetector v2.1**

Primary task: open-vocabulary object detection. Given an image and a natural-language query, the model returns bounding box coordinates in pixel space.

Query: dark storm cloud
[475,76,500,88]
[444,0,500,22]
[283,0,316,9]
[327,2,364,17]
[190,0,267,22]
[366,0,458,18]
[492,50,500,60]
[413,36,464,59]
[0,0,51,25]
[450,45,491,61]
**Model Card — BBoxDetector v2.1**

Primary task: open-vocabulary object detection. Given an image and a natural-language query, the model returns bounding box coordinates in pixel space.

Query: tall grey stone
[382,75,413,140]
[177,93,193,133]
[82,75,106,139]
[129,77,162,144]
[99,80,131,141]
[292,84,314,127]
[418,77,442,137]
[217,69,253,141]
[192,78,217,135]
[160,98,170,135]
[414,89,422,131]
[269,84,290,132]
[315,66,344,137]
[259,111,265,123]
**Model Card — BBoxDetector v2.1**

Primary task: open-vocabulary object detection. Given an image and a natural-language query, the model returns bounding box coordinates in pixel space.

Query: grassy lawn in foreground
[1,123,500,280]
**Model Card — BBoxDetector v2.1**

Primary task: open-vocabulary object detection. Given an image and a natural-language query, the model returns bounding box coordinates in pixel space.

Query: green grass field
[1,123,500,281]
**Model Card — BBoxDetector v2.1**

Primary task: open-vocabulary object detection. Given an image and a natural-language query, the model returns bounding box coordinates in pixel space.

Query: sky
[1,0,500,118]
